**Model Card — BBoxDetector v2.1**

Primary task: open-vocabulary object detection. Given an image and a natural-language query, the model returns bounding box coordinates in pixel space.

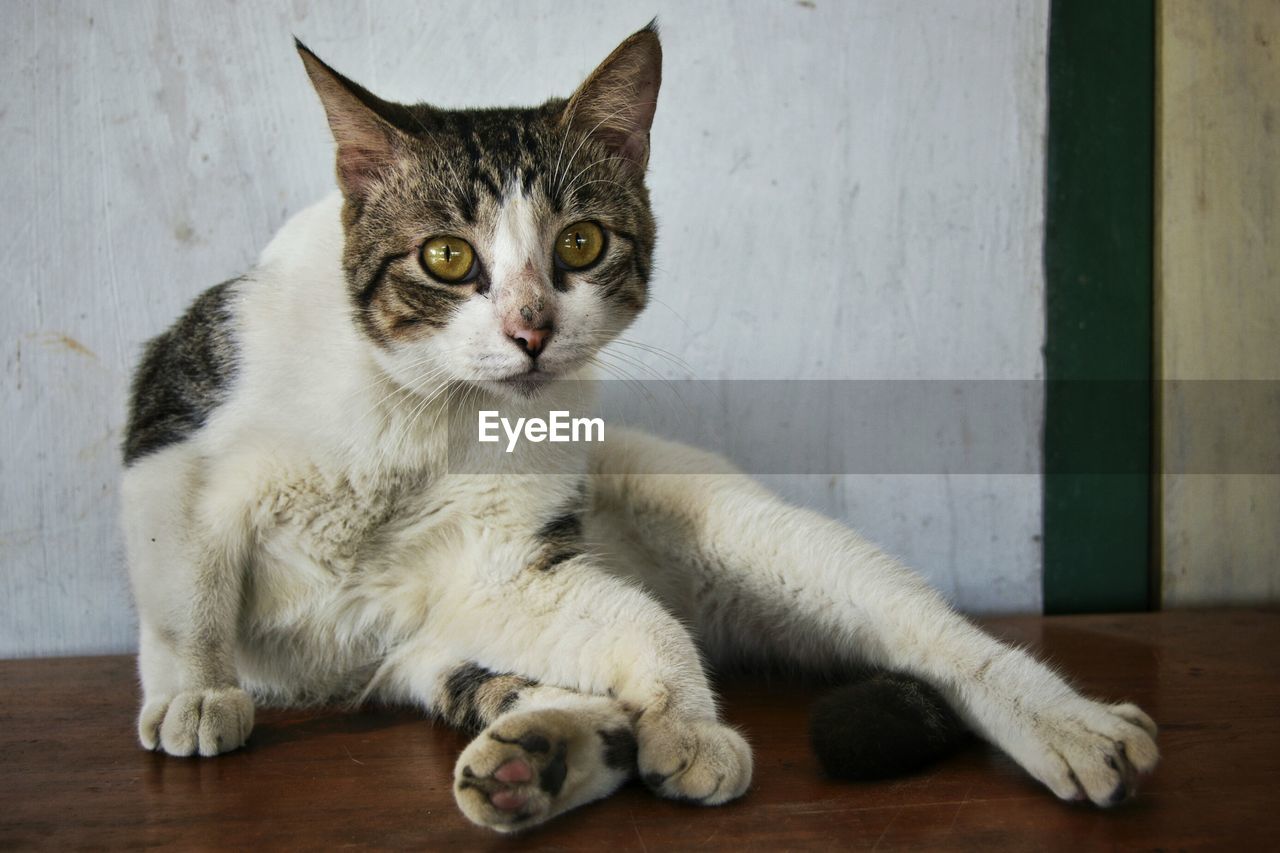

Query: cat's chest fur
[235,437,584,638]
[234,454,537,700]
[240,422,587,597]
[256,461,430,575]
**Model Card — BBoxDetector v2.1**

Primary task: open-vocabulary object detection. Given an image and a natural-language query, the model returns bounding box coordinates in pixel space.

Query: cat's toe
[138,696,170,750]
[144,687,254,757]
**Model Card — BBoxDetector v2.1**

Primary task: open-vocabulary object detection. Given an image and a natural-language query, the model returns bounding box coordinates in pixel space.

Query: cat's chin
[479,372,556,400]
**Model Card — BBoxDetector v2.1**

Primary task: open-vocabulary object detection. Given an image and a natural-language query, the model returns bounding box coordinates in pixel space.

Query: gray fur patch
[123,279,240,465]
[531,489,588,573]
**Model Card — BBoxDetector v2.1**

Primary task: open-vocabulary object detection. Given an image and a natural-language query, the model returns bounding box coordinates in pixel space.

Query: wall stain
[38,333,99,360]
[173,221,198,244]
[10,339,21,390]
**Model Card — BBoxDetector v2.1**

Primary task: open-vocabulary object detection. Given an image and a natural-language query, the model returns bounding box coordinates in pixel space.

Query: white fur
[123,195,1157,830]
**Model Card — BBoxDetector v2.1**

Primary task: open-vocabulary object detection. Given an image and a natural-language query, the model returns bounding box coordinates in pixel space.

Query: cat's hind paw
[638,716,753,805]
[453,708,634,833]
[1019,699,1158,806]
[139,687,254,757]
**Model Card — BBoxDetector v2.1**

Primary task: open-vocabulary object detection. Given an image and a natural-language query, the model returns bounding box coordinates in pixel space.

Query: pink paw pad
[494,758,533,783]
[489,789,529,812]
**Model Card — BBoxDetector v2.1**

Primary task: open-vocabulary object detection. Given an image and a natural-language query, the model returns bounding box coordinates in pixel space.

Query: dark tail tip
[809,671,970,781]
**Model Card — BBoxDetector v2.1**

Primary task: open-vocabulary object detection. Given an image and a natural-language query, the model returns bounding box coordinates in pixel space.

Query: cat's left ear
[296,39,411,201]
[561,22,663,171]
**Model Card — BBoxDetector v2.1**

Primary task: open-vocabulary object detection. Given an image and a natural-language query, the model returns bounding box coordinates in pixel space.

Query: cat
[121,23,1158,833]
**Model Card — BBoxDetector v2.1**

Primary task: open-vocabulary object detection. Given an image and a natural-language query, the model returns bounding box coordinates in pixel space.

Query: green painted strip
[1043,1,1154,614]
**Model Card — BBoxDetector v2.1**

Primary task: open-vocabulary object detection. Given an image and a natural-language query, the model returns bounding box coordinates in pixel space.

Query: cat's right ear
[296,40,408,202]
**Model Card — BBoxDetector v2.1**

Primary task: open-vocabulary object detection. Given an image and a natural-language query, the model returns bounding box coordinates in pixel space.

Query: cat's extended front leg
[122,454,255,757]
[593,430,1158,806]
[378,553,751,832]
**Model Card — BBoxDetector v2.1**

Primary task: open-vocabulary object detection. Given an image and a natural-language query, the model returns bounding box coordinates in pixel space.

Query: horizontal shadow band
[439,379,1280,476]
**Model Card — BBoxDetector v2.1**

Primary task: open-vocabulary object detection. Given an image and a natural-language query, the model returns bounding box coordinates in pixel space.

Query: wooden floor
[2,610,1278,850]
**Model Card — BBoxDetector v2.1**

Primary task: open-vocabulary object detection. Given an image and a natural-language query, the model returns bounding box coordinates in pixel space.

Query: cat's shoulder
[123,277,243,465]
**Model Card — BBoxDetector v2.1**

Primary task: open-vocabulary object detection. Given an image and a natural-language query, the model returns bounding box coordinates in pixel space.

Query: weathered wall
[1158,1,1280,605]
[0,0,1049,656]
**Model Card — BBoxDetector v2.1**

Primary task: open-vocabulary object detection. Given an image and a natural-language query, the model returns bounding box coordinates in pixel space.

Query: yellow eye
[554,221,605,270]
[421,236,476,283]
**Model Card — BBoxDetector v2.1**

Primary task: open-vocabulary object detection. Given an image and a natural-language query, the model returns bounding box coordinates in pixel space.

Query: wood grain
[3,611,1278,850]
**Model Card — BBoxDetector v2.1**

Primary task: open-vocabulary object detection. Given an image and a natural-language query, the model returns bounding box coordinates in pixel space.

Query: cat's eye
[554,221,606,270]
[420,236,477,283]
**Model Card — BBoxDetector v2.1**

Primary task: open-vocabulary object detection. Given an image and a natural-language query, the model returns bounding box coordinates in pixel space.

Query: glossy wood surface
[3,611,1278,850]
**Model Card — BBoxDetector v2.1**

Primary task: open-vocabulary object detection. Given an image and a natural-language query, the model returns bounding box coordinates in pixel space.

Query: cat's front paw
[138,687,254,757]
[637,716,752,805]
[453,709,634,833]
[1015,699,1158,806]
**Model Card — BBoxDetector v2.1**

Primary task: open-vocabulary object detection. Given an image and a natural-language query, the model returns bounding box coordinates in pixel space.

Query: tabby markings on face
[296,40,661,396]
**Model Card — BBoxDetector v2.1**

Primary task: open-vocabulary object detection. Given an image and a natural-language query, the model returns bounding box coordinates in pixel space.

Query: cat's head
[297,25,661,399]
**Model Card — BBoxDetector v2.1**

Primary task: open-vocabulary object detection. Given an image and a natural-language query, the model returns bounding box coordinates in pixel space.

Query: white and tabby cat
[121,24,1158,833]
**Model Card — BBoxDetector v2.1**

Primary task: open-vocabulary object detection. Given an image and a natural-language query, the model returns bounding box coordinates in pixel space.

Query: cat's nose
[508,324,552,358]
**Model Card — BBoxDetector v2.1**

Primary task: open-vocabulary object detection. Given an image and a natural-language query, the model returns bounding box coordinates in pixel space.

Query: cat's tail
[809,670,970,781]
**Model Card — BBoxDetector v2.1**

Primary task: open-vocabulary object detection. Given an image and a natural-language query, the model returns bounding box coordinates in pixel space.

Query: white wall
[0,0,1048,657]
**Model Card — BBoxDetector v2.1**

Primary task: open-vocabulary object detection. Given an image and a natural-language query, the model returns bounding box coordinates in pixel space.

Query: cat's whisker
[352,342,479,429]
[364,387,417,447]
[581,326,691,376]
[376,376,450,472]
[585,354,631,387]
[589,351,656,406]
[644,295,693,331]
[357,368,436,427]
[601,347,694,422]
[550,96,585,202]
[578,330,694,377]
[355,359,455,434]
[364,360,465,472]
[597,346,668,383]
[592,348,677,410]
[560,156,632,201]
[564,178,629,198]
[554,99,657,193]
[611,338,695,375]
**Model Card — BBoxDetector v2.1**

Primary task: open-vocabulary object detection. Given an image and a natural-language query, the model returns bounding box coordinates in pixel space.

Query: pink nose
[508,325,552,358]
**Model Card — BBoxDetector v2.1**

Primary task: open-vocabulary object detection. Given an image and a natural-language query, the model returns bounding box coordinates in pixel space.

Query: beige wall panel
[1159,1,1280,605]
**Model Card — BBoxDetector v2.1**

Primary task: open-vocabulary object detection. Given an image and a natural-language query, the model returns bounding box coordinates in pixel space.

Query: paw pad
[494,758,533,784]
